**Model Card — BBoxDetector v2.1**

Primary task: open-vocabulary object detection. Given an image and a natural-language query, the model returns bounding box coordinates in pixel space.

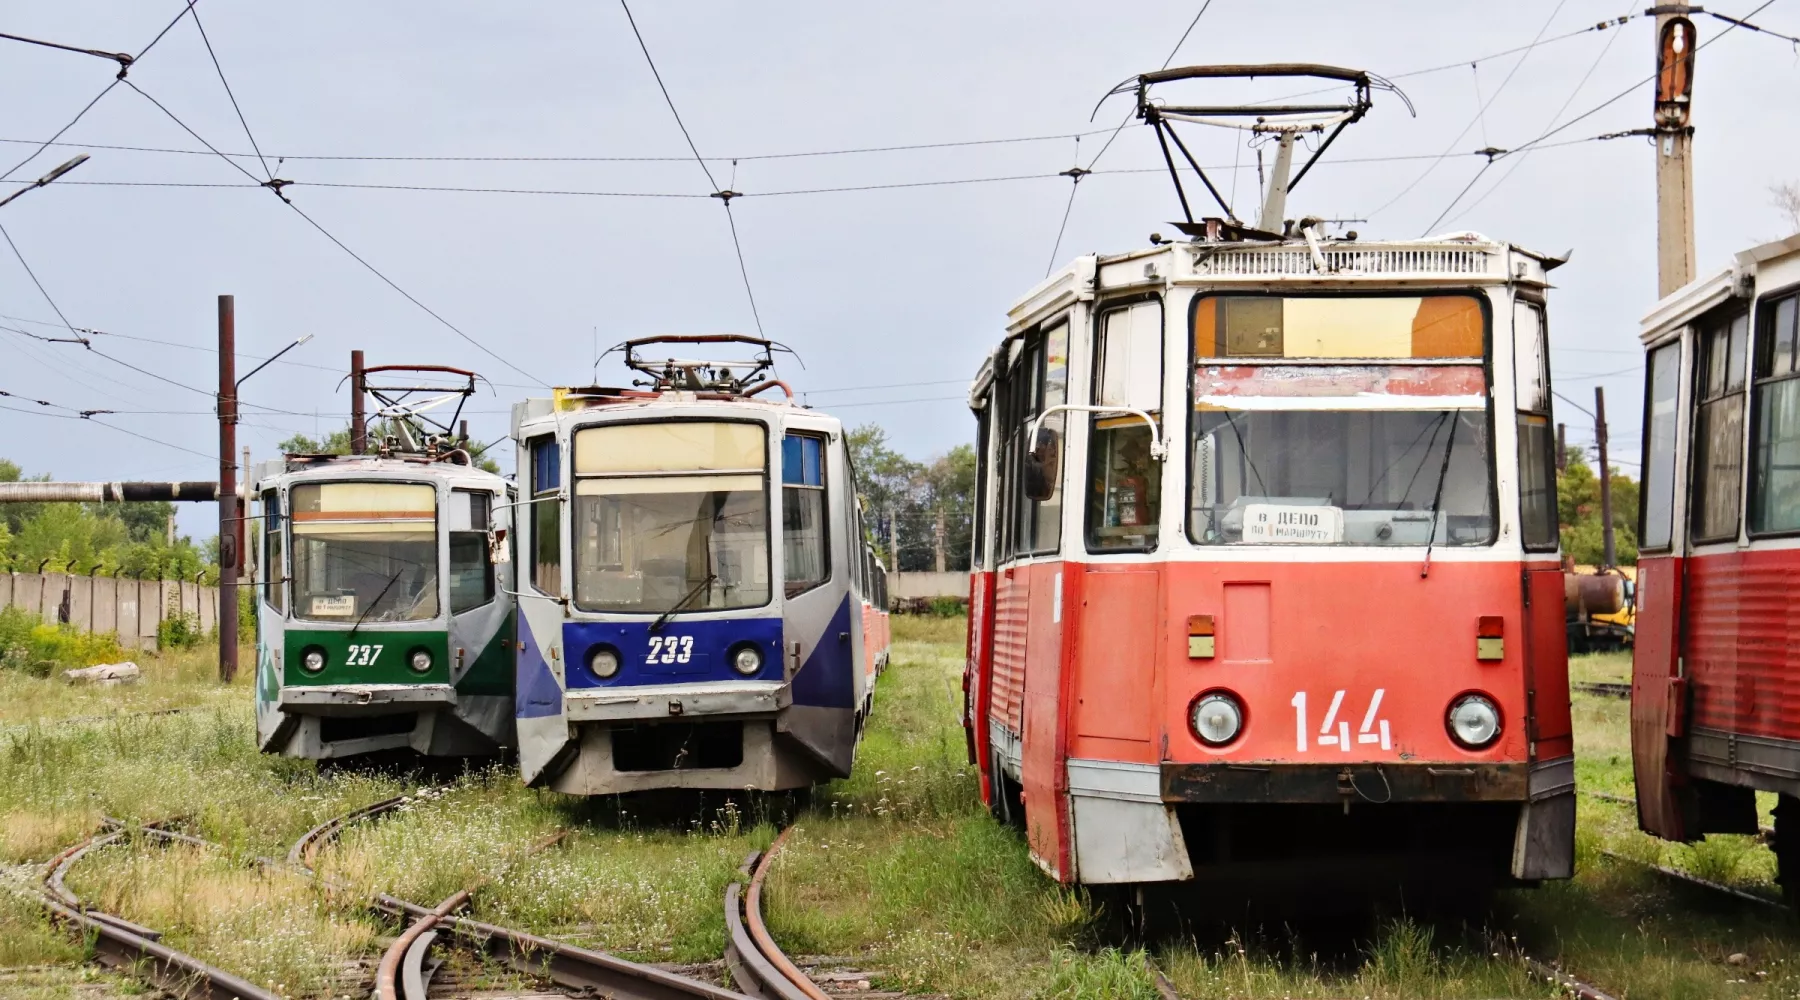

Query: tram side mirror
[488,527,510,564]
[1024,426,1060,501]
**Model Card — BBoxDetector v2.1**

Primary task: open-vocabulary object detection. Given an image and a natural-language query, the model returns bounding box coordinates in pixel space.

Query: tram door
[1632,335,1689,838]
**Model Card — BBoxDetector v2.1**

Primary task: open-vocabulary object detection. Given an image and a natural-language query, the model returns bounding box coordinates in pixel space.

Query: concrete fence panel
[92,576,117,636]
[889,571,970,601]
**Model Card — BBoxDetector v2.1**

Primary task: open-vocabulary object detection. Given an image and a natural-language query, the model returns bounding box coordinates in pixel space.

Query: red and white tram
[961,63,1574,891]
[1632,232,1800,894]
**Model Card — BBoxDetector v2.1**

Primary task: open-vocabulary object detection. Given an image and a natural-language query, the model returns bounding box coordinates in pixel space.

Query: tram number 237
[645,635,695,665]
[1291,689,1391,753]
[345,643,384,666]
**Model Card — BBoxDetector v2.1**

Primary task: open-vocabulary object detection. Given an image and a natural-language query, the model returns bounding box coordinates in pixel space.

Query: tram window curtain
[1691,311,1748,543]
[1752,292,1800,533]
[262,488,284,613]
[1514,302,1557,551]
[782,433,829,596]
[1087,300,1163,552]
[529,437,561,595]
[1640,341,1682,550]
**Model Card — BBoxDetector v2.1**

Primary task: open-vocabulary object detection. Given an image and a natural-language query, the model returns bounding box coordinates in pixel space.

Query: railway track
[1571,681,1631,699]
[56,794,831,1000]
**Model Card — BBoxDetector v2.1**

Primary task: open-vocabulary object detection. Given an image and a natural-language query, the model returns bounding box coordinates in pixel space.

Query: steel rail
[1600,848,1789,911]
[288,794,407,870]
[726,827,829,1000]
[1571,681,1631,699]
[275,802,750,1000]
[36,830,282,1000]
[1521,955,1621,1000]
[377,889,469,1000]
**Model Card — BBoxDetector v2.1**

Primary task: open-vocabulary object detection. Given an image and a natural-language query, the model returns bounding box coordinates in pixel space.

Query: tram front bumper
[1160,760,1546,803]
[564,680,789,723]
[279,683,457,716]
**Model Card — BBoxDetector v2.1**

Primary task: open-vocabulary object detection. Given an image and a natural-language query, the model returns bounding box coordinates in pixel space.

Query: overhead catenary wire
[188,4,272,182]
[1,0,196,184]
[117,67,552,388]
[618,0,764,337]
[1438,0,1638,230]
[1372,0,1569,226]
[1048,0,1213,272]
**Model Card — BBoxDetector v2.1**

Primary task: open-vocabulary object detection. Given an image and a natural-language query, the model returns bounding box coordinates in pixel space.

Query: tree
[844,425,977,572]
[1558,447,1639,566]
[1776,181,1800,233]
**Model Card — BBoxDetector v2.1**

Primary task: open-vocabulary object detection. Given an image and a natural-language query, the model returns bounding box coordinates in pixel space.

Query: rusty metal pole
[1557,422,1567,471]
[350,349,367,455]
[1596,386,1616,568]
[1654,10,1699,298]
[218,295,238,682]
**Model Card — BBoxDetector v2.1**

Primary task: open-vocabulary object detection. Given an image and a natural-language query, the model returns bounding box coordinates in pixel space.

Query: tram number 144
[1290,689,1391,753]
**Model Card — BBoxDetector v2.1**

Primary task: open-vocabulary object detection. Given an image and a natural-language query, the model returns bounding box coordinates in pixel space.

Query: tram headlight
[300,647,326,674]
[1189,691,1244,747]
[1447,694,1502,749]
[588,646,620,680]
[731,644,763,677]
[408,649,432,674]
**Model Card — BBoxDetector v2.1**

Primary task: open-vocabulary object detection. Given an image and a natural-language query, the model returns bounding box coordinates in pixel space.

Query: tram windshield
[290,482,440,622]
[1187,292,1495,547]
[1189,408,1495,546]
[570,421,771,614]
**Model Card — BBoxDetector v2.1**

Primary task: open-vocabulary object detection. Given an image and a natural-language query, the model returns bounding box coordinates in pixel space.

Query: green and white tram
[251,451,515,759]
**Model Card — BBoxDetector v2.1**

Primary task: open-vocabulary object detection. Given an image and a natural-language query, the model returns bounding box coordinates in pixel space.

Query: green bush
[928,596,965,617]
[158,611,204,650]
[0,605,125,677]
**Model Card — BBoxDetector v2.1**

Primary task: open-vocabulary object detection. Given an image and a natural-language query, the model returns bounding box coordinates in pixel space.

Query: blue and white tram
[508,336,881,794]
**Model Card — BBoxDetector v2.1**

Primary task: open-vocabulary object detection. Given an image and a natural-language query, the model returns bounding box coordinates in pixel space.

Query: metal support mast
[350,349,367,455]
[217,295,238,683]
[1596,386,1616,568]
[1654,8,1699,297]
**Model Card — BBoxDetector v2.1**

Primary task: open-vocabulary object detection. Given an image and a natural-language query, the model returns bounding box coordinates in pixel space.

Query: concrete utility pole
[887,507,898,571]
[1653,8,1699,297]
[1596,386,1616,568]
[1557,423,1568,471]
[933,506,947,573]
[218,295,238,683]
[350,349,367,454]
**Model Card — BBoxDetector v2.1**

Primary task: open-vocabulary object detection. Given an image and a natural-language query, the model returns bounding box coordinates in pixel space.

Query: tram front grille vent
[1192,247,1496,277]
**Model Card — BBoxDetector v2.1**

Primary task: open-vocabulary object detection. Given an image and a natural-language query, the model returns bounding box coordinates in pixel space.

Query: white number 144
[1290,689,1390,753]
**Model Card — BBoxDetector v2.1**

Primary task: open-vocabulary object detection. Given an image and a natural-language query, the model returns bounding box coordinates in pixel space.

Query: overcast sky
[2,1,1796,540]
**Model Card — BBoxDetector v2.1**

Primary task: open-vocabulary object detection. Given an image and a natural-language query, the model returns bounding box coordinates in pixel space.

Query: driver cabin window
[290,482,438,623]
[448,488,495,613]
[1640,341,1682,550]
[1752,291,1800,533]
[782,432,829,596]
[1087,300,1162,551]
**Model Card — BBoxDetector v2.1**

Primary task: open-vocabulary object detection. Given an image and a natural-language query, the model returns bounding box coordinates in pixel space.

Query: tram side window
[1691,311,1749,542]
[1514,302,1558,551]
[448,489,495,613]
[529,437,561,595]
[782,433,829,596]
[971,409,990,570]
[1087,301,1162,551]
[1641,341,1682,550]
[1000,322,1069,558]
[262,489,284,613]
[1752,292,1800,533]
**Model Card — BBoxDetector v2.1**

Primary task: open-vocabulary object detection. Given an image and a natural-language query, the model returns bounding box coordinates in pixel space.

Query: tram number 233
[645,635,695,665]
[1291,689,1391,753]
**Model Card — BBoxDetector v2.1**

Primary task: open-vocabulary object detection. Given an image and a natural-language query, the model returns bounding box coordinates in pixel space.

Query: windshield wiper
[649,573,717,634]
[347,569,404,640]
[1419,413,1461,579]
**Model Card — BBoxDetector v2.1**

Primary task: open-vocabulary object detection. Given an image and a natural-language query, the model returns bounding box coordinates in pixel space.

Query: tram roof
[1011,232,1564,332]
[1639,230,1800,345]
[510,387,817,438]
[251,453,502,487]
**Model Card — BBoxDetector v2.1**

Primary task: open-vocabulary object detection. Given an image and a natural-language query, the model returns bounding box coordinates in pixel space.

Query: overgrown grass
[15,627,1800,998]
[0,639,249,728]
